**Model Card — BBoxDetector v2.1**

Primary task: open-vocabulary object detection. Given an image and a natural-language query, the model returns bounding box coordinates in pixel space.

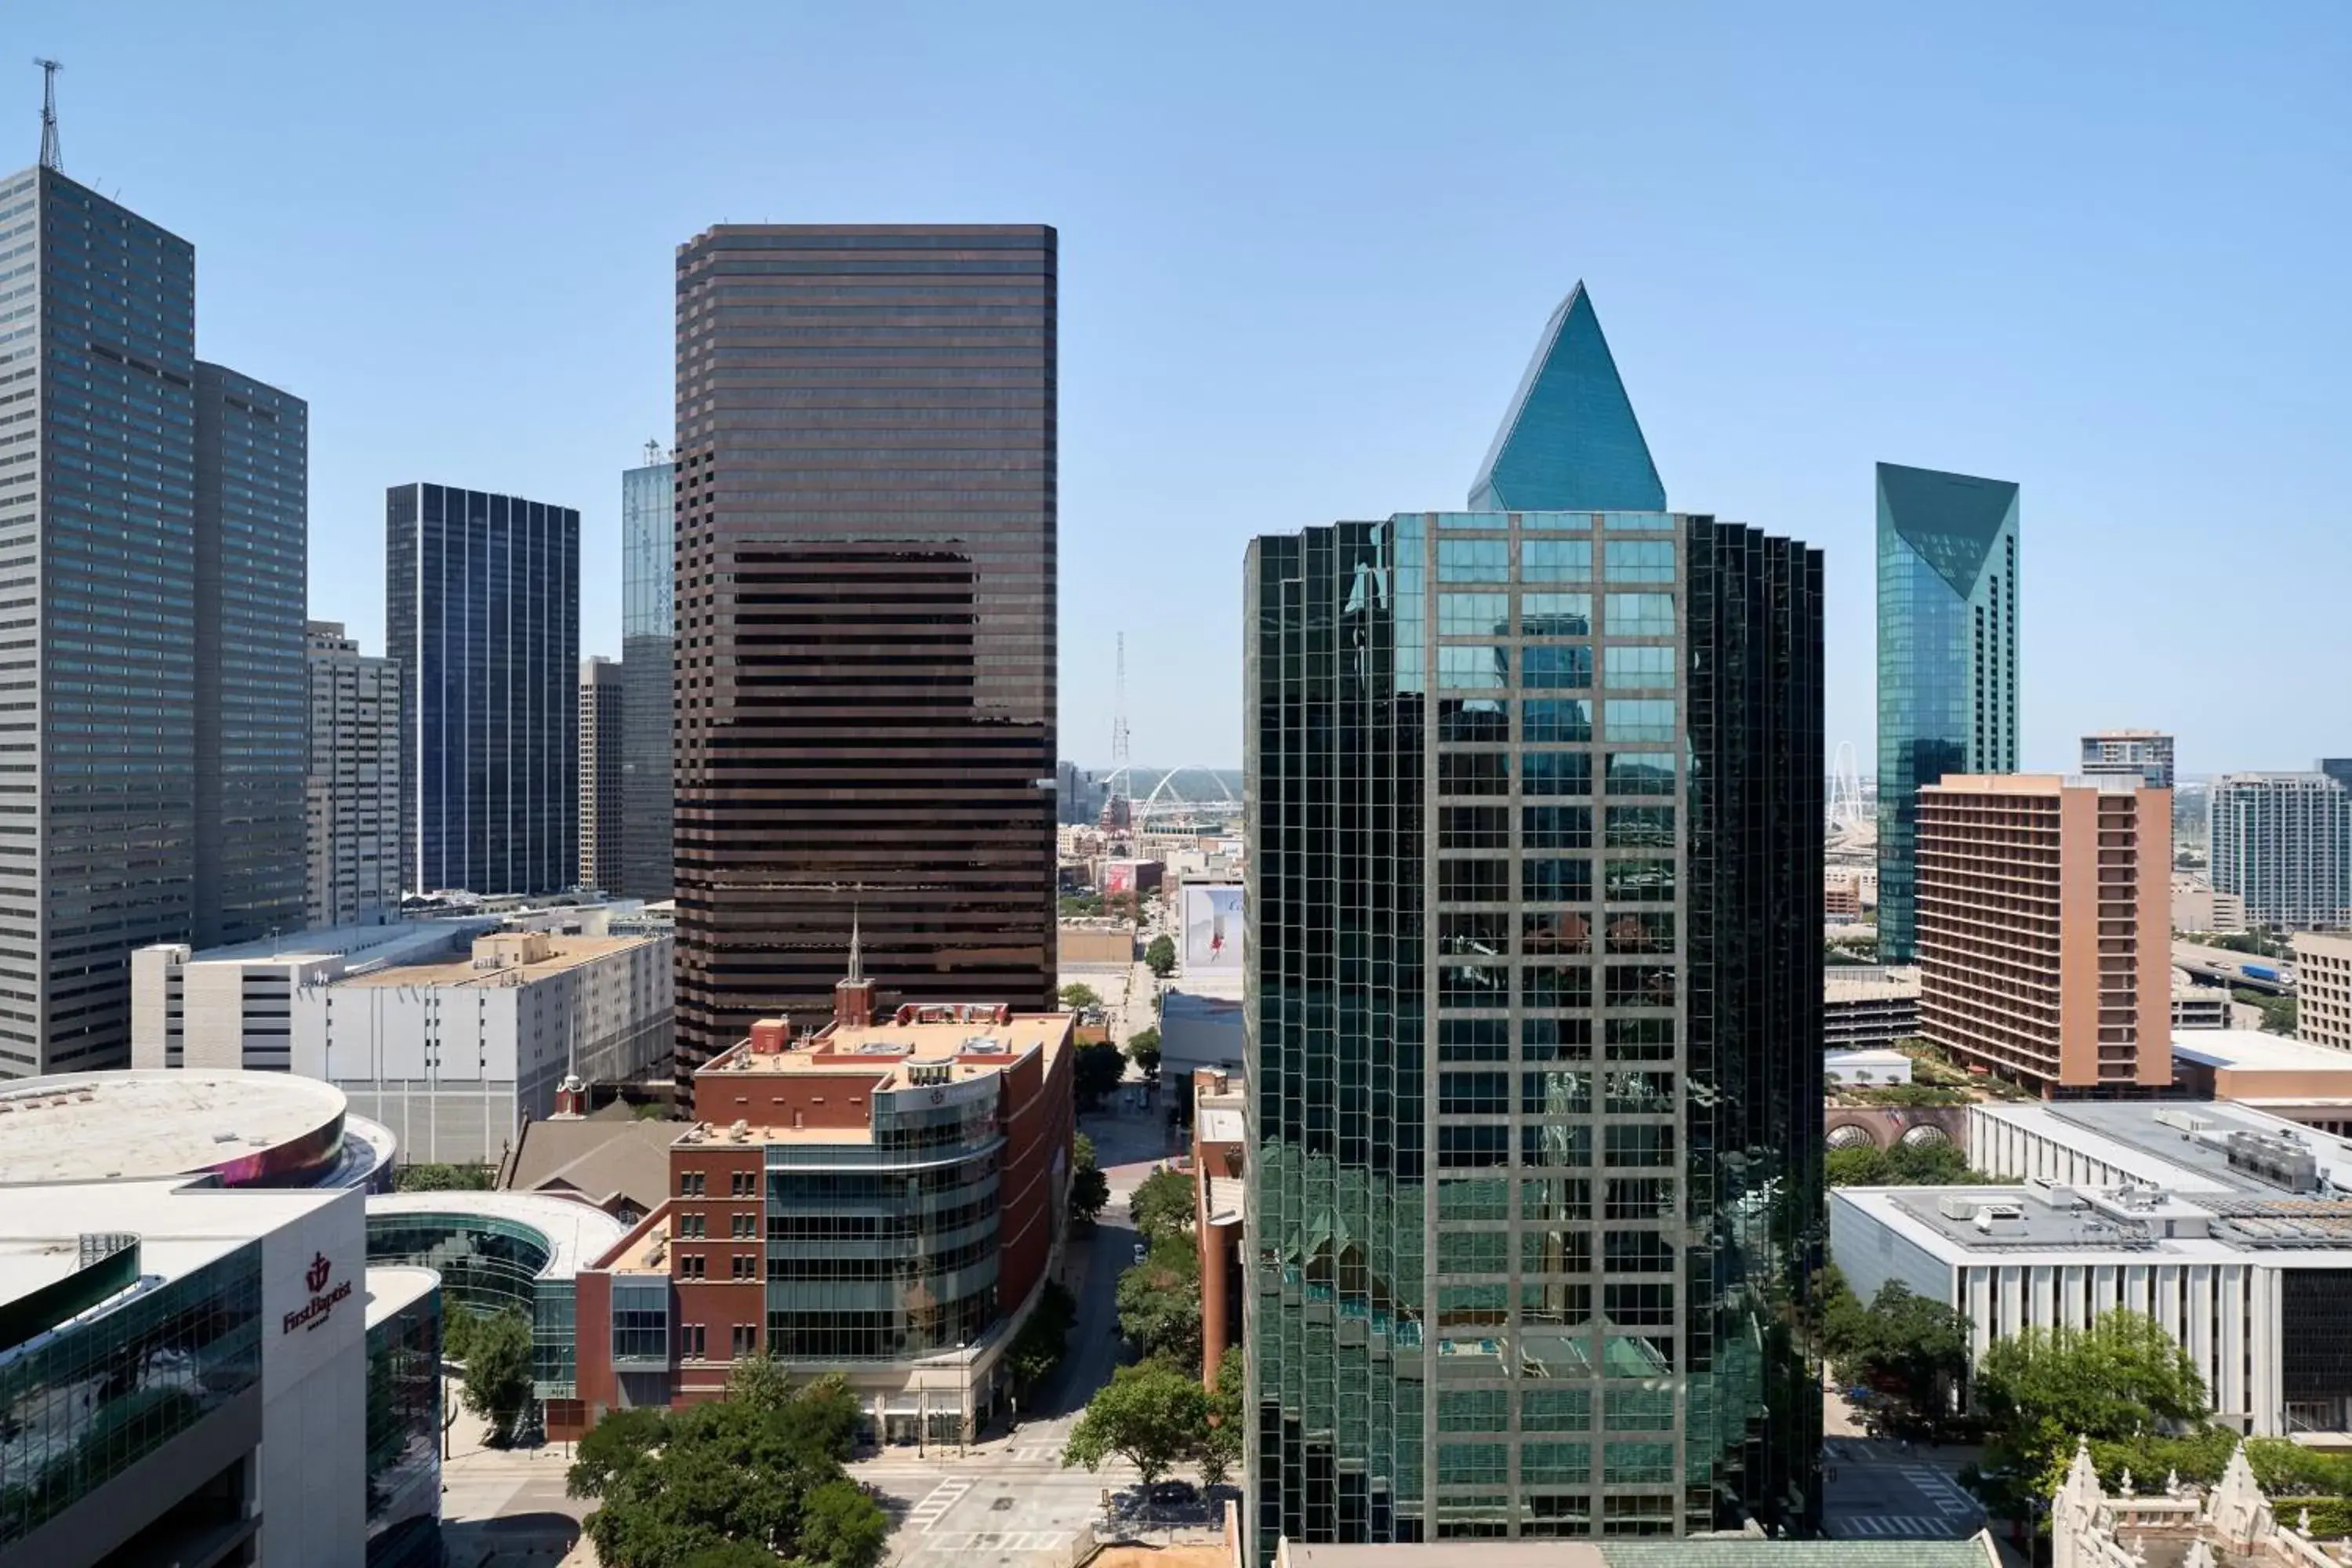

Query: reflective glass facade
[2209,772,2352,930]
[0,167,200,1075]
[1874,463,2019,962]
[1244,509,1821,1552]
[365,1209,583,1398]
[579,657,624,889]
[0,1239,263,1551]
[671,226,1057,1075]
[386,483,579,896]
[365,1284,442,1566]
[194,362,308,947]
[1468,285,1665,515]
[618,456,673,899]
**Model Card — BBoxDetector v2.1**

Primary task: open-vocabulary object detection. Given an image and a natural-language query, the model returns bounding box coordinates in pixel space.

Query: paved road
[1820,1434,1986,1541]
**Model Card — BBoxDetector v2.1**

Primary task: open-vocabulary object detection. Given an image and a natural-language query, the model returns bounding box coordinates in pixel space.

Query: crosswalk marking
[906,1479,973,1534]
[916,1532,1073,1555]
[1828,1515,1953,1538]
[1900,1465,1980,1516]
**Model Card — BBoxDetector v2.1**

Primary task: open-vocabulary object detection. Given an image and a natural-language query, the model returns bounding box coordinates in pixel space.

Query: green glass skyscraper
[1874,463,2020,962]
[1244,285,1823,1553]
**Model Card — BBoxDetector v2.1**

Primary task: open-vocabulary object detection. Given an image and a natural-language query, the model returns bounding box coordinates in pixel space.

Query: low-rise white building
[1832,1098,2352,1436]
[303,930,673,1166]
[131,924,674,1167]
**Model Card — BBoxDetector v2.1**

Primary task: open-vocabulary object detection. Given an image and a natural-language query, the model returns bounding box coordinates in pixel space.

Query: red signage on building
[284,1250,354,1334]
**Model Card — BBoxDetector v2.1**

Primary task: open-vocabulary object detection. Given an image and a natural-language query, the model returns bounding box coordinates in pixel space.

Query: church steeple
[833,905,876,1028]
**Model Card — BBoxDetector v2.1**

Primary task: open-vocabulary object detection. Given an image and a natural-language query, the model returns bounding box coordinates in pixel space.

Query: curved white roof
[366,1190,630,1280]
[0,1071,350,1186]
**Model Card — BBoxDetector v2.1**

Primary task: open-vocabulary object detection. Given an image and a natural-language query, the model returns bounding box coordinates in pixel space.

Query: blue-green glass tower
[1874,463,2020,962]
[1246,285,1823,1554]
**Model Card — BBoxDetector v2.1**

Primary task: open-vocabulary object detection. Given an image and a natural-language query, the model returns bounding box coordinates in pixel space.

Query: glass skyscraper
[193,361,308,947]
[670,225,1057,1076]
[386,483,579,896]
[0,167,303,1074]
[2209,771,2352,930]
[1874,462,2019,962]
[619,448,673,899]
[1244,285,1822,1552]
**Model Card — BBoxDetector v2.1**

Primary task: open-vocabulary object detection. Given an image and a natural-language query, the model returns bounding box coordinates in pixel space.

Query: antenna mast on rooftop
[33,58,60,172]
[1110,632,1131,792]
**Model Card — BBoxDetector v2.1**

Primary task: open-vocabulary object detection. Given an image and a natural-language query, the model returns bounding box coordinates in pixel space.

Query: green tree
[1824,1145,1891,1186]
[1059,982,1103,1011]
[800,1479,891,1568]
[1975,1309,2209,1495]
[1200,1345,1243,1486]
[452,1307,535,1446]
[1074,1040,1127,1109]
[1070,1137,1110,1226]
[1117,1232,1203,1367]
[395,1161,495,1192]
[571,1370,880,1568]
[2234,988,2299,1036]
[1145,935,1177,977]
[1828,1283,1972,1420]
[1825,1140,1982,1187]
[1126,1025,1163,1083]
[1129,1167,1195,1242]
[1062,1359,1210,1486]
[1006,1281,1079,1393]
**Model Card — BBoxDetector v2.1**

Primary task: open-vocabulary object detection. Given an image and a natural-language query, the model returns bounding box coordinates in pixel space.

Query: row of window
[1437,751,1674,797]
[1432,592,1673,638]
[1433,539,1674,585]
[1438,805,1673,851]
[1435,646,1675,691]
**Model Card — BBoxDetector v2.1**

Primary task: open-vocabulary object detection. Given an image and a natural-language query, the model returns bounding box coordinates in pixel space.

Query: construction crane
[33,58,60,173]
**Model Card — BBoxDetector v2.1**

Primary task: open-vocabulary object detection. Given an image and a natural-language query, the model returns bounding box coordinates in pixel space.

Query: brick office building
[568,949,1074,1443]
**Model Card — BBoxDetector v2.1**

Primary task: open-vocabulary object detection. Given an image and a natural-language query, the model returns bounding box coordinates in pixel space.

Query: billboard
[1183,884,1243,972]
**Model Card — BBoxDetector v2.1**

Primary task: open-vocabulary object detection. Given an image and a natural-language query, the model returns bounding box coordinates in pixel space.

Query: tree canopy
[1006,1280,1079,1396]
[1074,1040,1127,1109]
[445,1306,535,1446]
[1058,982,1103,1011]
[569,1359,885,1568]
[1974,1309,2209,1494]
[1062,1359,1210,1486]
[1069,1133,1109,1225]
[1116,1231,1203,1367]
[1825,1140,1982,1187]
[1129,1167,1194,1243]
[396,1161,495,1192]
[1819,1279,1970,1421]
[1125,1026,1163,1083]
[1144,935,1177,978]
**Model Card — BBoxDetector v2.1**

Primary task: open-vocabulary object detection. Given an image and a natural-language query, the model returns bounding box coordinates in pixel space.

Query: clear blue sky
[23,2,2352,775]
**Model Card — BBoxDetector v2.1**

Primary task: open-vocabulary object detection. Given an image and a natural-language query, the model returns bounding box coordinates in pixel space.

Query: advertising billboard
[1183,884,1243,972]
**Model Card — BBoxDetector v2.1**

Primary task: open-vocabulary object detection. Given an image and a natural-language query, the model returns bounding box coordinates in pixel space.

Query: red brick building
[570,956,1074,1442]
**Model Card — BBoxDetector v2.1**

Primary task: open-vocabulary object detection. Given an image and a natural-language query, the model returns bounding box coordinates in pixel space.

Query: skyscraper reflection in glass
[1245,285,1822,1554]
[1874,463,2020,962]
[619,449,673,900]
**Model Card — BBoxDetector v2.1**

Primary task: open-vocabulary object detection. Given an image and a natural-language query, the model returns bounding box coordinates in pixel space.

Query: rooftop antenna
[642,438,663,466]
[33,58,60,172]
[1109,631,1131,796]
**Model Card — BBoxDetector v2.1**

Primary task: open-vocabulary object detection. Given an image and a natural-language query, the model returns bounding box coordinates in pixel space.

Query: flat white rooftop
[0,1072,348,1187]
[2174,1029,2352,1075]
[367,1190,629,1280]
[0,1178,349,1307]
[365,1265,441,1330]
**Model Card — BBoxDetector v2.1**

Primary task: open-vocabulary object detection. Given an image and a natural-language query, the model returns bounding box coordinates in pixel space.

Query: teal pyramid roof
[1469,282,1666,513]
[1876,462,2019,598]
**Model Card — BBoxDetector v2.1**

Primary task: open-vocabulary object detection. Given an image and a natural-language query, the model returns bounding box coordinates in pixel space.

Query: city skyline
[17,5,2350,775]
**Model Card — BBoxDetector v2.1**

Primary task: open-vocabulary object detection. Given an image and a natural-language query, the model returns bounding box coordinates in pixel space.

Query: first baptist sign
[283,1250,354,1335]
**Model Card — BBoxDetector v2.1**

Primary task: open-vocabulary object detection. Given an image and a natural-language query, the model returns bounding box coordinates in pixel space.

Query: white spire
[847,902,863,985]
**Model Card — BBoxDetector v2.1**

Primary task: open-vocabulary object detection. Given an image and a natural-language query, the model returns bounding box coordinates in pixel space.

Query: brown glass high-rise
[672,225,1058,1075]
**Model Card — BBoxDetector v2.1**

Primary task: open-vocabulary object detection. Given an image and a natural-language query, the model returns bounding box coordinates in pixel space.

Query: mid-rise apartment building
[306,621,402,926]
[2295,932,2352,1052]
[1915,774,2171,1096]
[2210,771,2352,931]
[2080,729,2175,789]
[580,656,624,891]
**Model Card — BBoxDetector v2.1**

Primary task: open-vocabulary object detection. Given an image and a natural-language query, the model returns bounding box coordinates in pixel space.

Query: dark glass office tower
[671,225,1057,1074]
[193,363,307,947]
[387,484,579,896]
[619,448,674,899]
[0,167,198,1075]
[1875,463,2018,961]
[1244,285,1822,1554]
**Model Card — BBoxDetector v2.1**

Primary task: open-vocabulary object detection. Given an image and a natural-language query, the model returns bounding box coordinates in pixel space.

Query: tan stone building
[2293,931,2352,1052]
[1916,774,2172,1096]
